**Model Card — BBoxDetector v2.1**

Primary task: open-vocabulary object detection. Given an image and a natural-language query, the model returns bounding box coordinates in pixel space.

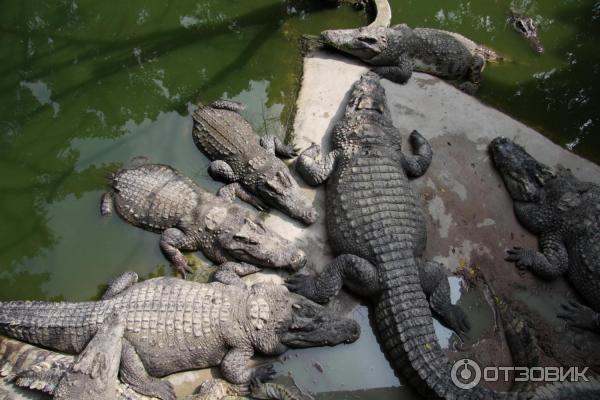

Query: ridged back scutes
[111,164,202,231]
[192,105,261,160]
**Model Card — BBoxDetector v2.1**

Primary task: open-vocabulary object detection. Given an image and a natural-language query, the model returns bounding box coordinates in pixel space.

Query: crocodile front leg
[419,260,470,339]
[286,254,380,304]
[401,130,433,178]
[218,183,269,211]
[373,55,413,84]
[221,347,275,386]
[295,144,338,186]
[260,135,299,159]
[120,340,176,400]
[160,228,196,278]
[505,231,569,280]
[213,262,261,288]
[458,55,484,94]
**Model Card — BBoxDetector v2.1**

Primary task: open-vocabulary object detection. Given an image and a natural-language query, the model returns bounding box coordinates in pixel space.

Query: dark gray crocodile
[319,23,501,93]
[287,72,474,398]
[0,270,360,400]
[489,137,600,333]
[101,163,306,277]
[0,338,313,400]
[286,72,597,399]
[509,10,544,54]
[192,101,318,225]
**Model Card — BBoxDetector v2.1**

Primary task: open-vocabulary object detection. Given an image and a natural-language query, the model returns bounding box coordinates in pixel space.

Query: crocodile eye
[233,233,259,245]
[358,35,378,44]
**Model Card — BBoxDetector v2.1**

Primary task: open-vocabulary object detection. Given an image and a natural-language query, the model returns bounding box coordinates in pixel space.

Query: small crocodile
[192,101,318,225]
[319,23,501,93]
[509,10,544,54]
[490,137,600,333]
[101,163,306,277]
[0,270,359,400]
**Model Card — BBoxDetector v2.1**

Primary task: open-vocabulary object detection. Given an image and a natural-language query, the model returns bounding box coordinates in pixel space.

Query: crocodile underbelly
[326,154,425,261]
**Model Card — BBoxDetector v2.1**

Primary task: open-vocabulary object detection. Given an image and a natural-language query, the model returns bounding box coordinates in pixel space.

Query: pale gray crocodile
[101,163,306,277]
[0,270,360,400]
[490,137,600,333]
[287,72,597,399]
[192,101,318,225]
[319,23,501,93]
[0,338,313,400]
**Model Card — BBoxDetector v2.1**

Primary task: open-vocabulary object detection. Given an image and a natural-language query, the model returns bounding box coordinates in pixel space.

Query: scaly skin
[320,24,501,93]
[101,164,306,277]
[192,100,318,225]
[0,271,359,400]
[288,73,594,399]
[490,137,600,333]
[0,338,311,400]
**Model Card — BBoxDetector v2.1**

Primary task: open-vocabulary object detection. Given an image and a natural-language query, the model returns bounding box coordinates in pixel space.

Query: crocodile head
[489,137,555,204]
[246,283,360,354]
[206,206,307,271]
[320,25,389,61]
[510,13,544,54]
[255,167,318,225]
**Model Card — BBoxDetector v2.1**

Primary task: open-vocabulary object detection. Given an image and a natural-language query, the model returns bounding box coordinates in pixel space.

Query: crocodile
[286,72,600,399]
[509,10,544,54]
[319,23,501,93]
[0,338,313,400]
[287,72,475,398]
[0,270,359,400]
[489,137,600,333]
[101,163,306,277]
[192,101,318,225]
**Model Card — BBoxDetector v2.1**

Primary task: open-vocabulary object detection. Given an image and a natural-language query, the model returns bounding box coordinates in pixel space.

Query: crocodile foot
[251,364,276,382]
[176,262,195,280]
[557,300,600,332]
[505,247,535,270]
[285,274,329,304]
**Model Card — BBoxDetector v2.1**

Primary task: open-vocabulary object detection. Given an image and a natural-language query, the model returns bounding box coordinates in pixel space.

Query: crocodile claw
[505,247,534,270]
[252,364,276,382]
[176,263,194,280]
[286,274,329,304]
[442,304,471,342]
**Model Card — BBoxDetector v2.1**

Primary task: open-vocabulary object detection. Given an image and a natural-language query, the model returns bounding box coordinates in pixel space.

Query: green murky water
[0,0,597,398]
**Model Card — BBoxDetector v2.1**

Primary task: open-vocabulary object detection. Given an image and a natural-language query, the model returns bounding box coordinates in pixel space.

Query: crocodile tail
[0,301,104,353]
[375,256,524,400]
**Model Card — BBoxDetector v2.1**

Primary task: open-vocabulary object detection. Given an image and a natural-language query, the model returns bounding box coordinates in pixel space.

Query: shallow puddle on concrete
[274,276,496,399]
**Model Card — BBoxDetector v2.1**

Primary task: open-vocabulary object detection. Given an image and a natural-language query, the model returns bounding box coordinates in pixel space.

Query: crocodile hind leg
[401,130,433,178]
[418,260,470,340]
[100,192,113,216]
[213,262,261,288]
[458,55,484,94]
[217,182,268,211]
[286,254,380,304]
[260,135,299,159]
[119,340,176,400]
[101,271,139,300]
[160,228,196,278]
[373,55,413,84]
